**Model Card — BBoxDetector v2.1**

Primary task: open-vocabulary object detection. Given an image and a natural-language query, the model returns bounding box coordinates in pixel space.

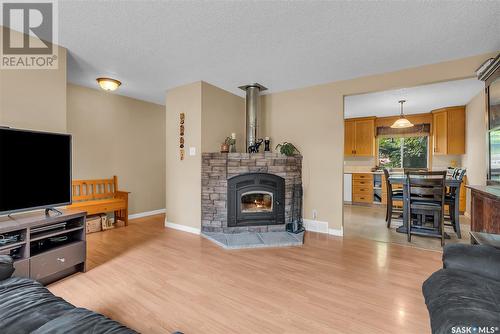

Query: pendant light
[390,100,414,128]
[96,77,121,91]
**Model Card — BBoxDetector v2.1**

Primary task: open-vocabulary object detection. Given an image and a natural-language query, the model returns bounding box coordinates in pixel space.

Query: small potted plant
[275,142,300,156]
[220,137,232,153]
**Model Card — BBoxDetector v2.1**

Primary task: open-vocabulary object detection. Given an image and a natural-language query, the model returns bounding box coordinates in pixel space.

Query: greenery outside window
[378,136,428,169]
[490,129,500,181]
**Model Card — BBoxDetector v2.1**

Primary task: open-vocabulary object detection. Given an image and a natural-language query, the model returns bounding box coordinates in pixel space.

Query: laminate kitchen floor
[344,204,470,251]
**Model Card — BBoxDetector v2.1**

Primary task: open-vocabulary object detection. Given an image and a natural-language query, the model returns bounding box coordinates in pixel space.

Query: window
[488,75,500,181]
[378,136,428,168]
[490,129,500,181]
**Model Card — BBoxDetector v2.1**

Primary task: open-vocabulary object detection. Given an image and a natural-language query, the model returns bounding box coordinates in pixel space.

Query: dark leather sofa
[423,244,500,334]
[0,255,137,334]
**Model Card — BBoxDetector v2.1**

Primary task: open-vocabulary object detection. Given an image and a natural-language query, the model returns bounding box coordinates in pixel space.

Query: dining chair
[444,168,466,238]
[383,169,403,228]
[406,171,447,246]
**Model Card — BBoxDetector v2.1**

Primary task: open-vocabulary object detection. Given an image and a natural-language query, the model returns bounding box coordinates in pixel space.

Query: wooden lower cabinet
[380,174,403,208]
[353,194,372,203]
[352,173,373,204]
[459,176,467,213]
[353,185,372,195]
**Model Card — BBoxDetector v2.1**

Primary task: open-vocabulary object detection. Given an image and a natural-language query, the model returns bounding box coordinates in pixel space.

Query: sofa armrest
[0,255,14,280]
[443,243,500,281]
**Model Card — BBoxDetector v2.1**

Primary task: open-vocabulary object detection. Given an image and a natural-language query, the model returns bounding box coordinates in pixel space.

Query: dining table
[388,174,463,238]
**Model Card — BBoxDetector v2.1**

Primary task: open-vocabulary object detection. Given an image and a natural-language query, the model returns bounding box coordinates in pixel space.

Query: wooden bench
[67,176,130,226]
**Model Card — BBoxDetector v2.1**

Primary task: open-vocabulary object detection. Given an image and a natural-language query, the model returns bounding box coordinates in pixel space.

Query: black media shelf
[0,209,87,285]
[30,225,85,242]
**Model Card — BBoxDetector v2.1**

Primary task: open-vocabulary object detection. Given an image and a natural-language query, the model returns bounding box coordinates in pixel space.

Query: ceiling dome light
[391,117,414,128]
[391,100,414,129]
[96,77,121,91]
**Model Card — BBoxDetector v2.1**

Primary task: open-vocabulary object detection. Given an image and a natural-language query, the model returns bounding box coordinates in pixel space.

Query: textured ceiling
[344,78,484,118]
[59,1,500,105]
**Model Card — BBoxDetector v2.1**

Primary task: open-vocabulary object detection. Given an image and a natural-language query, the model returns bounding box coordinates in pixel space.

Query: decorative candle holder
[230,133,237,153]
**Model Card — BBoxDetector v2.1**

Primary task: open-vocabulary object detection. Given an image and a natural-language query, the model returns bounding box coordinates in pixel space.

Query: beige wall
[463,90,487,215]
[165,82,202,229]
[1,26,166,216]
[165,81,246,230]
[0,27,67,133]
[263,52,496,231]
[67,84,166,215]
[201,82,245,152]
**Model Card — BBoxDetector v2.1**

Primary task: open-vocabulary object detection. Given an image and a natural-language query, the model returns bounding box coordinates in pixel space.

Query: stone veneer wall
[201,152,302,233]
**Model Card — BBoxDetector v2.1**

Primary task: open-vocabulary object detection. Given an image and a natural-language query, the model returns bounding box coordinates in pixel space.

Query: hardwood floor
[48,214,441,334]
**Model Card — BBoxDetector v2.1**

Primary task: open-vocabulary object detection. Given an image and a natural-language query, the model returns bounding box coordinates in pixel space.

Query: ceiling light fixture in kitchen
[390,100,414,128]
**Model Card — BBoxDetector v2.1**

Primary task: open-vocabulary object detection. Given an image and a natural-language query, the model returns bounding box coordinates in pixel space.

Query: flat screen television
[0,127,71,215]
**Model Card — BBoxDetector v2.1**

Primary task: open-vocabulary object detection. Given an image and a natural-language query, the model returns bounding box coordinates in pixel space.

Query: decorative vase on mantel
[229,133,237,153]
[220,143,229,153]
[264,137,270,152]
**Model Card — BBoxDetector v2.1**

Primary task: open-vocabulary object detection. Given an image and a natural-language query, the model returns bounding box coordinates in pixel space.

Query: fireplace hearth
[227,173,285,227]
[202,152,302,233]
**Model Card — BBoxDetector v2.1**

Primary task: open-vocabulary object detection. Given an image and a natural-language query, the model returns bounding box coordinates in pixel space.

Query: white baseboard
[303,219,329,233]
[303,219,343,236]
[164,219,200,235]
[328,228,344,237]
[128,208,166,220]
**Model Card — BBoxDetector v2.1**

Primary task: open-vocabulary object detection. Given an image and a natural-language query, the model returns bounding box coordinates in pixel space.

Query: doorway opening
[342,78,483,250]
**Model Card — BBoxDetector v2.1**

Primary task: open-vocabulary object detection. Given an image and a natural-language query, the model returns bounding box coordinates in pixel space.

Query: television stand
[0,209,87,285]
[45,207,63,216]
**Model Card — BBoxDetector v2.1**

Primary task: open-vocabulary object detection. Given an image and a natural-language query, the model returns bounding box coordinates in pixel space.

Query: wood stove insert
[227,173,285,227]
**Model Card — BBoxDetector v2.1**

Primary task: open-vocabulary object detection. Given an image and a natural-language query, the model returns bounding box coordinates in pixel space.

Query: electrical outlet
[189,147,196,156]
[312,209,317,220]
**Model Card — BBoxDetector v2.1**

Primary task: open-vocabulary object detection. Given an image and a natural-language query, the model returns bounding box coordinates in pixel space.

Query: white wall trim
[164,219,201,235]
[303,219,343,236]
[303,218,329,234]
[328,228,344,237]
[128,208,166,220]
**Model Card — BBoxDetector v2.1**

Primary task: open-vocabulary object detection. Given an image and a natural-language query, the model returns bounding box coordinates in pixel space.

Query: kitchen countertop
[344,170,383,174]
[466,185,500,199]
[344,168,455,175]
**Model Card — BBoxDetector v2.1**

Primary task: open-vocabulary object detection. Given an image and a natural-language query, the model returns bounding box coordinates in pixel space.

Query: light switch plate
[189,147,196,156]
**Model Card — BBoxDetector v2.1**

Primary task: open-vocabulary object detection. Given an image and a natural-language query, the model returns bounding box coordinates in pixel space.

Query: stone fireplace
[202,152,302,233]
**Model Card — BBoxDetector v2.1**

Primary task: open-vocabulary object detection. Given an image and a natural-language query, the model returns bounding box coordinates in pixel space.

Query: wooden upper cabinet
[433,111,448,155]
[354,119,375,156]
[344,120,356,156]
[432,106,465,155]
[344,117,375,157]
[447,107,466,154]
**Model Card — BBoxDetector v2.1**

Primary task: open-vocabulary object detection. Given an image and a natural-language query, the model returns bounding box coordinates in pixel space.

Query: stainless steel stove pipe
[238,83,267,152]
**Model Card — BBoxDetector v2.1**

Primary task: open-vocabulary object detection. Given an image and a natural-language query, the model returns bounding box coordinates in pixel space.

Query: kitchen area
[343,78,484,250]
